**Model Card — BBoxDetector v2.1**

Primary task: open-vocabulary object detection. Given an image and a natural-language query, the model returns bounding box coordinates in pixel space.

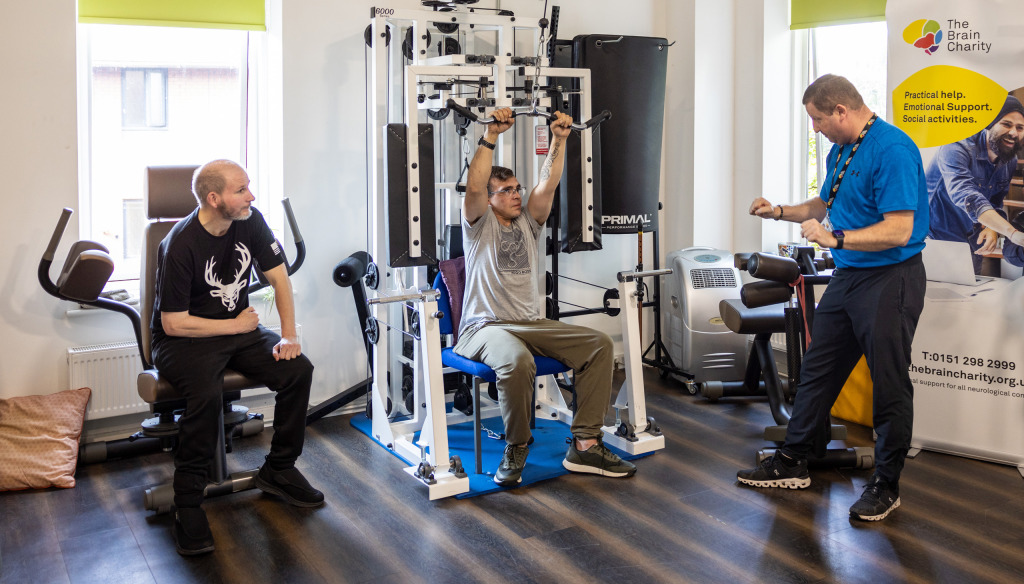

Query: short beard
[988,132,1022,165]
[221,207,252,222]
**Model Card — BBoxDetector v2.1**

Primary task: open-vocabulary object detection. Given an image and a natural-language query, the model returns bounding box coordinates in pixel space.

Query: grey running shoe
[494,444,529,486]
[737,452,810,489]
[850,474,901,521]
[562,437,637,477]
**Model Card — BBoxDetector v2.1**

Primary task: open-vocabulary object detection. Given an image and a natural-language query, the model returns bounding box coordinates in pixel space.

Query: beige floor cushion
[0,387,91,490]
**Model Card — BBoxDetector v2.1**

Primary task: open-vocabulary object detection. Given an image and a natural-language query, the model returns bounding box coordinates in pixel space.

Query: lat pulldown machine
[356,2,663,499]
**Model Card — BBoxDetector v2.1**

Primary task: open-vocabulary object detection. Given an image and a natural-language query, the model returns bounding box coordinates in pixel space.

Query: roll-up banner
[887,0,1024,472]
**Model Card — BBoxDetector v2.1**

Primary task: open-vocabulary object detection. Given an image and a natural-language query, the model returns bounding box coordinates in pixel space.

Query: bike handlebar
[445,99,611,132]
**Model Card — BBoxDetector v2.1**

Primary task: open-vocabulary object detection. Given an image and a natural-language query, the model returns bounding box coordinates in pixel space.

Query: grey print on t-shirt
[497,223,530,274]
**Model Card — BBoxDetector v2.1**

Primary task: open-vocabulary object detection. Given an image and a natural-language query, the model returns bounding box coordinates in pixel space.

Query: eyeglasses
[488,185,525,197]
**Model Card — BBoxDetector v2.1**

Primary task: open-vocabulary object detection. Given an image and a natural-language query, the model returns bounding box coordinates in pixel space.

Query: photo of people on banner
[887,0,1024,479]
[927,92,1024,274]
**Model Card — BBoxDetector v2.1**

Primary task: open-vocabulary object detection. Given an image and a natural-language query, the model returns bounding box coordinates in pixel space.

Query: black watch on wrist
[833,229,845,250]
[478,136,496,150]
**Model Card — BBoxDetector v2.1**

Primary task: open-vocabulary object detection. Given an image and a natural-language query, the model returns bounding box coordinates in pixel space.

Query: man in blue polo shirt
[738,74,929,522]
[927,95,1024,273]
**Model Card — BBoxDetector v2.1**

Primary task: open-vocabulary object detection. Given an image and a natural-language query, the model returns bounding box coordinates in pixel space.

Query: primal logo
[204,243,251,311]
[903,19,943,55]
[602,214,652,227]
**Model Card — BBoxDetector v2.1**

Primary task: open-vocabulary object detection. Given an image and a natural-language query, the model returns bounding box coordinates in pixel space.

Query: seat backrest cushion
[140,222,175,363]
[140,165,198,362]
[438,257,466,340]
[145,165,200,220]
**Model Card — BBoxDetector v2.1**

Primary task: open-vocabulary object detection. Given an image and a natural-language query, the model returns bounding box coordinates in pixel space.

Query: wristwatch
[478,136,496,150]
[833,229,845,250]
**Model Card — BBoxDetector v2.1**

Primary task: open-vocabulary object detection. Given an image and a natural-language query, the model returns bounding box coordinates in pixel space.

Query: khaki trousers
[454,319,614,445]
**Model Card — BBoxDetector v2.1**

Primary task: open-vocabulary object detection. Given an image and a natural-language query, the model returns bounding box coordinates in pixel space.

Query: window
[76,22,278,281]
[803,21,888,199]
[122,68,167,128]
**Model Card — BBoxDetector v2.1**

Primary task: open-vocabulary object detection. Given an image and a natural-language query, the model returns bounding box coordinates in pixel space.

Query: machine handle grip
[446,99,479,122]
[282,197,303,244]
[44,208,73,262]
[581,109,612,130]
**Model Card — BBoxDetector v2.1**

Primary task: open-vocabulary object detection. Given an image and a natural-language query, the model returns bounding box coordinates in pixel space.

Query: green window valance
[78,0,266,31]
[790,0,886,30]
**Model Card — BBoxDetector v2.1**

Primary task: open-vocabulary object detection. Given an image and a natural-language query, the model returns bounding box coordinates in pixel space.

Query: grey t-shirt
[459,207,543,339]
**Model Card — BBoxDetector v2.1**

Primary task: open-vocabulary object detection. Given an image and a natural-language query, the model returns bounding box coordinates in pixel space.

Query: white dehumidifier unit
[662,247,748,392]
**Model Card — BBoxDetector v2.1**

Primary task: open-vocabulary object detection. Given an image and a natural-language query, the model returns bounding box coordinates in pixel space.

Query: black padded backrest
[146,165,200,220]
[140,221,175,364]
[140,165,199,363]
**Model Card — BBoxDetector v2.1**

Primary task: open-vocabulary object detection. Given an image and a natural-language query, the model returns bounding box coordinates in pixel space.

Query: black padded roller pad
[385,124,437,268]
[333,252,370,288]
[741,280,793,309]
[734,252,753,271]
[747,253,801,283]
[719,298,787,335]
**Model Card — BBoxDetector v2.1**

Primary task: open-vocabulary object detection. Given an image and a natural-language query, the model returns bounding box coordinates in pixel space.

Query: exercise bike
[39,199,304,467]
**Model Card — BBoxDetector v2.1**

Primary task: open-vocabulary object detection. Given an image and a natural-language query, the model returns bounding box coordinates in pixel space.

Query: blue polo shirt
[821,118,929,268]
[926,130,1016,242]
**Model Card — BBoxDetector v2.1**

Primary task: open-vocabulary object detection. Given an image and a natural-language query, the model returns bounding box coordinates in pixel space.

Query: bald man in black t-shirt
[152,160,320,556]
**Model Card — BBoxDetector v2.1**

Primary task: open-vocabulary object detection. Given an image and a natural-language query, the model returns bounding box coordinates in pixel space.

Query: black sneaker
[562,438,637,478]
[255,464,325,508]
[850,474,901,521]
[494,444,529,486]
[173,507,215,556]
[737,452,810,489]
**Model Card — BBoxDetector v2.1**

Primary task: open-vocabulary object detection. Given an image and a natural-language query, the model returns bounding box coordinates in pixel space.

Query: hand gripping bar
[445,99,611,132]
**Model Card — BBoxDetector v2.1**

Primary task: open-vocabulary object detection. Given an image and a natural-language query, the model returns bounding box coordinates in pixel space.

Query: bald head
[192,159,244,207]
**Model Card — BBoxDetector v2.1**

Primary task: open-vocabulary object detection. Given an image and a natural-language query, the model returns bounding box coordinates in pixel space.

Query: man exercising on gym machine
[456,107,637,486]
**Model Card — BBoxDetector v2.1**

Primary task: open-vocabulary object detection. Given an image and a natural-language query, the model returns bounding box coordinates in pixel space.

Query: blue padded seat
[440,347,570,384]
[433,268,572,474]
[433,272,570,380]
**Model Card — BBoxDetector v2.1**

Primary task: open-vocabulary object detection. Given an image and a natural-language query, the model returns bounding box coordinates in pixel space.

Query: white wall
[0,0,784,403]
[0,1,97,399]
[692,1,736,250]
[661,0,697,257]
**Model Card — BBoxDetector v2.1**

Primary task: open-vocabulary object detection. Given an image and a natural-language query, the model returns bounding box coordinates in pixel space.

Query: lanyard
[825,113,878,213]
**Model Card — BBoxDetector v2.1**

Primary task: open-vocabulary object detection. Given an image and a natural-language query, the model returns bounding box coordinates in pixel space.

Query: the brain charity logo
[904,19,943,54]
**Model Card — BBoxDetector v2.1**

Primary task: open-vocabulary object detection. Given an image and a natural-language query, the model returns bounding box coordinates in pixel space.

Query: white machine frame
[363,4,663,499]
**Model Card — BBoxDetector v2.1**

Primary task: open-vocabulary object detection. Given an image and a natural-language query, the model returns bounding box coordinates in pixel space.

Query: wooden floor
[2,368,1023,584]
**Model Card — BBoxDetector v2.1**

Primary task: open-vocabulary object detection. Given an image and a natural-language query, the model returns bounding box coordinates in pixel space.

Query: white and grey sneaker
[849,474,901,521]
[494,444,529,486]
[562,437,637,477]
[737,452,811,489]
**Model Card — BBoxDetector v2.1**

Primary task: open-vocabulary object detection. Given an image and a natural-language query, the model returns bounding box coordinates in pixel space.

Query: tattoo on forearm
[540,142,560,181]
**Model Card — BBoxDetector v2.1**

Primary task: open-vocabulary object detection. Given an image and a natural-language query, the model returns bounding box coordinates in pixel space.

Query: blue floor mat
[349,413,650,498]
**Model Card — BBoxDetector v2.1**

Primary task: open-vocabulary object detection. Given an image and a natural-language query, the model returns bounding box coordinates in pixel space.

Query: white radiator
[67,325,298,421]
[68,341,148,420]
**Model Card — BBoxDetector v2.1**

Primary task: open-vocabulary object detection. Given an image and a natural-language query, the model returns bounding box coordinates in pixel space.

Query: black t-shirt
[152,206,284,342]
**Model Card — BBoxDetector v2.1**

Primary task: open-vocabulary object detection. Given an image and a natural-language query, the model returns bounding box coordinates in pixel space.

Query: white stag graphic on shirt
[204,243,251,311]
